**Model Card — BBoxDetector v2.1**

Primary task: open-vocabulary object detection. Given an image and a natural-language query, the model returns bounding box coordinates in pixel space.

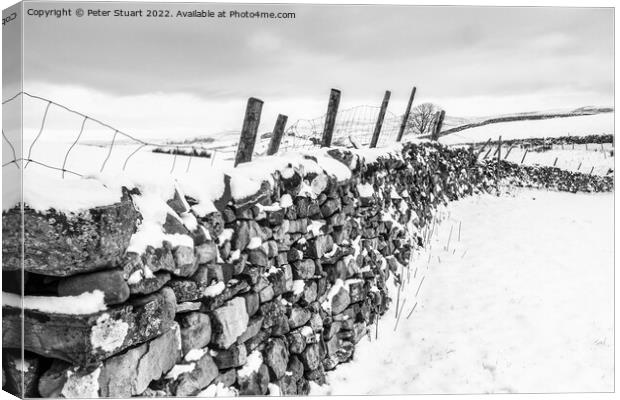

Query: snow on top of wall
[349,143,404,164]
[2,169,122,213]
[6,143,410,215]
[3,290,107,315]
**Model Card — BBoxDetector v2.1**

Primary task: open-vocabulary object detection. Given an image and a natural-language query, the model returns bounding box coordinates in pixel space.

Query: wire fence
[466,140,615,176]
[278,105,409,152]
[1,91,228,178]
[3,90,613,179]
[1,91,420,178]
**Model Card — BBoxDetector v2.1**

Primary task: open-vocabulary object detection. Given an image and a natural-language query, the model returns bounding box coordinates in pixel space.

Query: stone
[287,355,304,381]
[210,297,249,349]
[163,212,189,235]
[242,291,260,317]
[247,248,269,267]
[297,377,310,395]
[309,312,324,333]
[300,344,320,371]
[201,279,250,312]
[320,198,341,218]
[244,330,270,353]
[129,271,171,295]
[213,368,237,387]
[287,248,304,263]
[3,195,138,276]
[167,278,201,302]
[172,246,198,277]
[323,260,347,284]
[237,315,264,344]
[237,363,269,395]
[351,322,368,344]
[323,354,339,371]
[336,341,355,363]
[57,269,130,306]
[270,313,291,337]
[277,375,297,395]
[288,306,312,329]
[292,259,315,280]
[259,285,275,303]
[305,364,326,385]
[167,188,191,214]
[287,219,308,234]
[3,350,40,397]
[348,280,366,303]
[4,287,177,366]
[233,221,271,252]
[325,334,341,356]
[260,300,287,330]
[195,242,218,264]
[263,338,289,380]
[299,281,318,305]
[212,343,247,369]
[39,324,181,398]
[286,330,307,354]
[178,312,212,355]
[176,301,202,313]
[331,286,351,315]
[324,320,342,339]
[171,353,220,396]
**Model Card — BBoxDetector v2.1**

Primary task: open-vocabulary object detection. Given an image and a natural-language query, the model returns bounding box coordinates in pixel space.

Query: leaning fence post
[476,138,492,157]
[321,89,341,148]
[430,110,445,141]
[370,90,391,148]
[504,145,514,160]
[396,86,416,142]
[520,149,528,164]
[267,114,288,156]
[234,97,263,167]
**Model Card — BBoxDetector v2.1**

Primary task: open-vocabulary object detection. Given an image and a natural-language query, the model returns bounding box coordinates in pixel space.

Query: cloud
[14,4,613,140]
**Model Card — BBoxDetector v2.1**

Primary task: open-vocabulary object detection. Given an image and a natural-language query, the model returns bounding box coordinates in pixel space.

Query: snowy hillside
[439,113,614,145]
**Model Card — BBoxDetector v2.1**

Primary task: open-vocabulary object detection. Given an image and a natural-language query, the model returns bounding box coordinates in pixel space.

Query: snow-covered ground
[439,113,614,145]
[312,190,614,394]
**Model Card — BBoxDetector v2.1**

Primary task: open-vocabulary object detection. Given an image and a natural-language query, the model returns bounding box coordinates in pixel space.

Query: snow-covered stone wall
[2,141,612,397]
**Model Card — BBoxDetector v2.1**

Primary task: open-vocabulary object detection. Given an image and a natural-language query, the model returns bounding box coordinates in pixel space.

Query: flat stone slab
[3,287,176,366]
[38,324,181,397]
[2,195,138,277]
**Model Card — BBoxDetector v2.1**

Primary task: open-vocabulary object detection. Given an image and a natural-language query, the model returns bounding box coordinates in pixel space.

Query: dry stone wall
[2,141,612,398]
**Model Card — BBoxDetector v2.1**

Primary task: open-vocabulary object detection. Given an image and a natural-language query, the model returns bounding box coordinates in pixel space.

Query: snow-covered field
[439,113,614,145]
[312,190,614,394]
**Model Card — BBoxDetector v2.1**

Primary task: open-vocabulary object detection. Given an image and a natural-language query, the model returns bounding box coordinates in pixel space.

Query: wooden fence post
[234,97,263,167]
[476,138,492,157]
[321,89,341,148]
[396,86,416,142]
[267,114,288,156]
[520,149,528,164]
[504,145,514,160]
[370,90,391,148]
[430,110,445,141]
[496,136,502,192]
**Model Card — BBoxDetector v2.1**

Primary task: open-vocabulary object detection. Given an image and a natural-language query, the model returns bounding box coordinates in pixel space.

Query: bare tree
[406,103,441,136]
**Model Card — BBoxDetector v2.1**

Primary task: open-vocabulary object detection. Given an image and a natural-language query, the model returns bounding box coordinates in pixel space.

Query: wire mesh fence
[1,91,421,179]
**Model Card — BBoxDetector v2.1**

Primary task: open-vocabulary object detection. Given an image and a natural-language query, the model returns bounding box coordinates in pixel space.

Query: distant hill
[435,106,614,138]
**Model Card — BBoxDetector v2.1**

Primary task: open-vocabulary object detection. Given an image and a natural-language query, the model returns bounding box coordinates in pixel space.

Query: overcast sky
[13,2,615,141]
